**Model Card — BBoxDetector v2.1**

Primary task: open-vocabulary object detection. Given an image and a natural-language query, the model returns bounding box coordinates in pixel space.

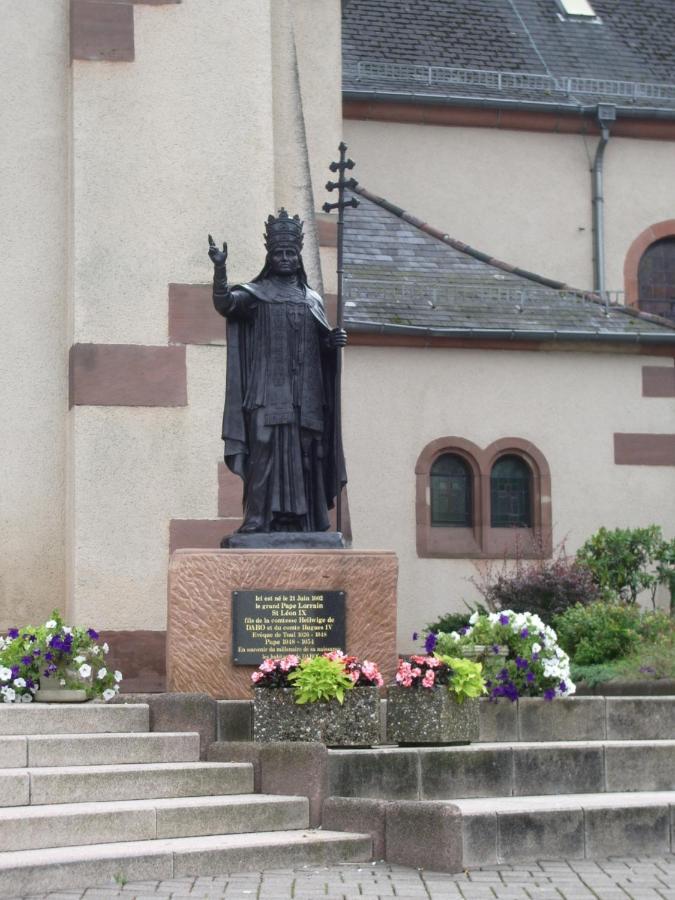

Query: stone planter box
[253,686,380,746]
[386,685,479,744]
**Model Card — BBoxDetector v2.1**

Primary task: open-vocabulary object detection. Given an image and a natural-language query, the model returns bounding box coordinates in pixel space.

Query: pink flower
[251,671,263,683]
[411,667,422,678]
[422,670,435,688]
[426,657,441,668]
[279,654,299,672]
[259,659,275,674]
[349,669,360,684]
[324,650,345,661]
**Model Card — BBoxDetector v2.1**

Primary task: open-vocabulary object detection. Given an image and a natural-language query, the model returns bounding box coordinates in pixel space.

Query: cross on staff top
[322,142,359,535]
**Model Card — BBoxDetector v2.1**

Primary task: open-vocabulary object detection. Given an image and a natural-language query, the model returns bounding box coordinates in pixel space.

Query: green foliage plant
[425,603,490,636]
[287,655,355,704]
[553,601,641,665]
[436,655,486,702]
[576,526,675,608]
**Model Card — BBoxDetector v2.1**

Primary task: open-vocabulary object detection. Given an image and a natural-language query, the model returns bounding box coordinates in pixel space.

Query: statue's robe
[214,276,346,532]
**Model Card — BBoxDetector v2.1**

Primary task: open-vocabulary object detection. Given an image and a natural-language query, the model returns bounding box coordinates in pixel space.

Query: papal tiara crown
[264,208,304,251]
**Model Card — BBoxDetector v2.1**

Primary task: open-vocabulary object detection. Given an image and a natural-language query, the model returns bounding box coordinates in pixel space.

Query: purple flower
[7,628,19,639]
[499,614,510,626]
[50,636,62,650]
[43,669,51,678]
[28,634,36,643]
[491,644,501,654]
[498,668,509,681]
[21,656,33,666]
[459,626,469,635]
[44,652,53,662]
[33,648,41,657]
[559,681,568,693]
[515,656,528,670]
[424,632,438,654]
[87,628,99,640]
[544,688,556,701]
[526,671,535,683]
[520,628,529,639]
[47,664,57,673]
[412,632,419,642]
[26,678,34,689]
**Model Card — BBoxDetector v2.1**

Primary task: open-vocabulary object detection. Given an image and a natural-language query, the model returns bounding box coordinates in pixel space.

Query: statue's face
[270,245,300,276]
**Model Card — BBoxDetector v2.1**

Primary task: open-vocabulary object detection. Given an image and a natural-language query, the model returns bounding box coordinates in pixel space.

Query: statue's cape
[222,281,345,505]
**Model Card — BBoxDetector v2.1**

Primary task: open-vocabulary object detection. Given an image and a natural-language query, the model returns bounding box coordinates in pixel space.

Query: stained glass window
[490,455,532,528]
[430,454,472,527]
[638,238,675,323]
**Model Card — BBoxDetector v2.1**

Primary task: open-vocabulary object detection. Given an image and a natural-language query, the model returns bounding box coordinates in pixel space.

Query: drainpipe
[591,104,616,294]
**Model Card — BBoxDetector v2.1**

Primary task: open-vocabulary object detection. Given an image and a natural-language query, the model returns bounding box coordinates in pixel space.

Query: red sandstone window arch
[624,220,675,321]
[415,437,552,559]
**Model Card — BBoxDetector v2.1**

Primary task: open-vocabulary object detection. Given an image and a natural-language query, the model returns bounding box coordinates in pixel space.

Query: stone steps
[0,703,149,735]
[0,794,310,852]
[0,829,372,896]
[0,703,373,895]
[328,739,675,800]
[0,731,200,767]
[456,790,675,866]
[0,761,254,806]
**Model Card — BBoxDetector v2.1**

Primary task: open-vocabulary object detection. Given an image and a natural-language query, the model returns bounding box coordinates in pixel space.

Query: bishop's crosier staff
[323,143,358,534]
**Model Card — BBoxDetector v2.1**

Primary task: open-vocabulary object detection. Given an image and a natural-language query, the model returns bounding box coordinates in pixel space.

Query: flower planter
[253,686,381,746]
[386,685,479,744]
[35,684,88,703]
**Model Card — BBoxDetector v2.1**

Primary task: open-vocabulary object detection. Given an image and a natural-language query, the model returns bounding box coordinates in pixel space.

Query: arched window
[490,455,532,528]
[638,237,675,322]
[430,454,472,527]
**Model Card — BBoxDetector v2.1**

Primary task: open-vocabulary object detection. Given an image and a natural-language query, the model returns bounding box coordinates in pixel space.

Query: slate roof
[342,185,675,342]
[342,0,675,112]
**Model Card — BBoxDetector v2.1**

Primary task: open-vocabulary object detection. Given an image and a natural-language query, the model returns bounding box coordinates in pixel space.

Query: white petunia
[469,611,479,625]
[21,693,33,703]
[13,678,26,689]
[531,643,541,654]
[63,626,72,634]
[74,656,85,664]
[97,667,107,680]
[91,646,100,655]
[59,678,66,686]
[3,688,16,702]
[449,632,461,642]
[102,688,116,702]
[78,663,92,678]
[45,620,57,629]
[0,666,13,682]
[114,670,123,682]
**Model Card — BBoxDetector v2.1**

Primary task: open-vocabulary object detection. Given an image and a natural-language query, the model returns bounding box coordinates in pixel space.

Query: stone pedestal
[167,549,398,699]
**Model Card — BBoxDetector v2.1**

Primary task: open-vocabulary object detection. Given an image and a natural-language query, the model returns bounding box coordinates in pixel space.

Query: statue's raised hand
[208,234,228,268]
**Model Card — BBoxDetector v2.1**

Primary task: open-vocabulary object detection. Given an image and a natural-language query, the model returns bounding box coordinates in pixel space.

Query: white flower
[103,643,109,654]
[531,643,541,654]
[13,678,26,688]
[469,611,479,625]
[59,678,66,686]
[45,620,57,629]
[63,626,72,634]
[97,667,107,680]
[91,645,100,656]
[102,688,116,702]
[74,656,85,664]
[0,666,13,682]
[78,663,91,678]
[21,692,33,703]
[449,632,461,642]
[113,670,123,682]
[3,688,16,702]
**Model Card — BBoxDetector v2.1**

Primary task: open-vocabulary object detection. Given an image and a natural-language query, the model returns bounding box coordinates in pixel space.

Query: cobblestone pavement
[17,856,675,900]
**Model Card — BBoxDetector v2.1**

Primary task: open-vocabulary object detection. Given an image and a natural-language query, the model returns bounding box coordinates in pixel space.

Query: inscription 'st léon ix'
[231,590,347,665]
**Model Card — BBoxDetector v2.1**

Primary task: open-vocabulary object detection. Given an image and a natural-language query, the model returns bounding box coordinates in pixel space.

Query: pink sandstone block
[167,549,398,699]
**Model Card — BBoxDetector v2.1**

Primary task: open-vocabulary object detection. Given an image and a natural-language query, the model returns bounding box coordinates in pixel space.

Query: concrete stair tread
[0,829,372,895]
[330,739,675,753]
[2,761,246,775]
[0,732,202,768]
[0,793,308,819]
[451,789,675,814]
[0,704,150,735]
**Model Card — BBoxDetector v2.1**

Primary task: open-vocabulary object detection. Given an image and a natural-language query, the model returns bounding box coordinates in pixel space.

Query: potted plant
[0,610,123,703]
[252,650,383,746]
[431,609,576,702]
[386,654,485,744]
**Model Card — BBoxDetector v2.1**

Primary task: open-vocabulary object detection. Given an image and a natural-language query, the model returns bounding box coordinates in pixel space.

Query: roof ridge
[351,183,675,332]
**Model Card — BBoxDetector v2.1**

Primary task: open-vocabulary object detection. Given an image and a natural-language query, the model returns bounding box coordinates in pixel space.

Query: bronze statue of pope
[208,210,347,535]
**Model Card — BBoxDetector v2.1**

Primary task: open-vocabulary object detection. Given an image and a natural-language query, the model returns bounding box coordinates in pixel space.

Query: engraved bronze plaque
[232,589,346,665]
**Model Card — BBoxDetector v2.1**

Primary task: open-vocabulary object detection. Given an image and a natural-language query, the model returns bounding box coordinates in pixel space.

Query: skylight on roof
[556,0,597,17]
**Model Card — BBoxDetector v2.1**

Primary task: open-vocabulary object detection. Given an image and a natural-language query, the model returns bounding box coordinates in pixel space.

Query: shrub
[576,525,675,608]
[553,601,642,666]
[425,604,490,636]
[473,554,600,624]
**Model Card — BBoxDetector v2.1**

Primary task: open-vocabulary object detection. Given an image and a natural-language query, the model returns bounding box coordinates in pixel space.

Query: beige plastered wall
[343,119,675,294]
[342,345,675,649]
[69,0,342,629]
[0,0,69,628]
